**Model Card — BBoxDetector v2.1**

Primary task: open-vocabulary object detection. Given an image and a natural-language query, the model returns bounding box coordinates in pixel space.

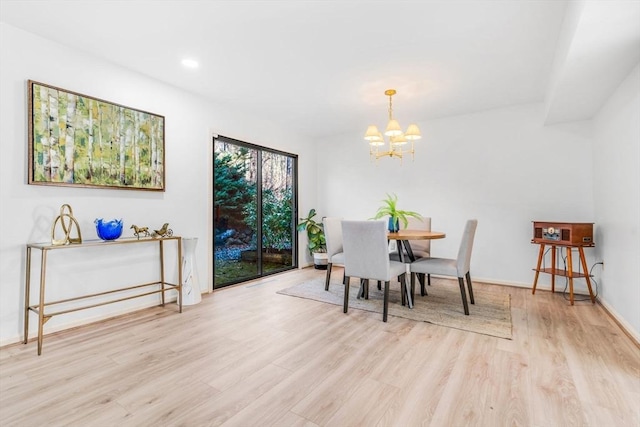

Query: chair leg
[423,273,428,296]
[344,276,350,313]
[466,272,475,304]
[377,280,381,290]
[410,273,416,300]
[383,281,390,322]
[458,277,469,315]
[420,273,426,296]
[364,279,370,299]
[325,263,333,291]
[428,274,431,286]
[402,274,413,309]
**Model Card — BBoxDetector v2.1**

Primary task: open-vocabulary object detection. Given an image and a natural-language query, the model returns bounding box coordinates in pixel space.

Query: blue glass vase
[95,218,123,241]
[388,217,399,232]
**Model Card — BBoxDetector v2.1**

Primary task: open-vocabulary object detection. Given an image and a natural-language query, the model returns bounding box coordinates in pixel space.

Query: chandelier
[364,89,421,163]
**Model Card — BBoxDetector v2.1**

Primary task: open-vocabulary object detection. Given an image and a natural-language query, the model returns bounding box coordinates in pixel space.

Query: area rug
[277,276,512,339]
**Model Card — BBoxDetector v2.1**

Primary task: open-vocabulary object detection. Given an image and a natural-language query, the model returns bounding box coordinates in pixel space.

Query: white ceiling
[1,0,639,139]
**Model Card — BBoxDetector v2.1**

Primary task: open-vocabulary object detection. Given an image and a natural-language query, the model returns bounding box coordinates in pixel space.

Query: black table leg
[400,240,425,290]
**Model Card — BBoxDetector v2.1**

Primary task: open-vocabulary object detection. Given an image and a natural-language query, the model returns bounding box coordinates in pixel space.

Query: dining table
[387,229,446,262]
[386,229,446,308]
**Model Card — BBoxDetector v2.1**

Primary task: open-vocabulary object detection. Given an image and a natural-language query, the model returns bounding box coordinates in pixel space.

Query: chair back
[456,219,478,274]
[342,220,390,281]
[323,217,343,259]
[406,216,431,254]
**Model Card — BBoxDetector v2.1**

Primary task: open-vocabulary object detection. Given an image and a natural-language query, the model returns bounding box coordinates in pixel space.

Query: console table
[24,236,183,355]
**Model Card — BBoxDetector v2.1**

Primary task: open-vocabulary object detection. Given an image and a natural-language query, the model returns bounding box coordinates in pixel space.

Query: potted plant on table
[371,193,422,232]
[297,208,328,269]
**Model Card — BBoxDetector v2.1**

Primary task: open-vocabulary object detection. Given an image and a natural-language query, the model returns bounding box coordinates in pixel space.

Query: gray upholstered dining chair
[409,219,478,315]
[322,217,344,291]
[389,215,432,261]
[341,220,410,322]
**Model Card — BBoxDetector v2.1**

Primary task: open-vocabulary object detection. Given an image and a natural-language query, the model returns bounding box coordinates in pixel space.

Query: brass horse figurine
[130,224,150,239]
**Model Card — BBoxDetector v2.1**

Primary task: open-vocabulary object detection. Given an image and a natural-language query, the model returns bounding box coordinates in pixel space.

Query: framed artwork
[28,80,165,191]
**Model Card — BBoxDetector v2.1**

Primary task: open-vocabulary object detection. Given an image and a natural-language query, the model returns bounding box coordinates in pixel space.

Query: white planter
[180,237,202,305]
[313,252,328,270]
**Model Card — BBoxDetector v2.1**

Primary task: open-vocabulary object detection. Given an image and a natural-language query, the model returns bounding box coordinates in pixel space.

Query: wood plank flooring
[1,267,638,427]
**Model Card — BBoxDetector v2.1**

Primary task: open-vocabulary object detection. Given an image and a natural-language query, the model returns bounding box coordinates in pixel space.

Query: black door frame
[213,134,298,288]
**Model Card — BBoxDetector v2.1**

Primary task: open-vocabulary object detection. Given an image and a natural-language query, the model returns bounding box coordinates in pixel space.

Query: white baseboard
[598,298,640,345]
[472,275,594,296]
[472,275,638,345]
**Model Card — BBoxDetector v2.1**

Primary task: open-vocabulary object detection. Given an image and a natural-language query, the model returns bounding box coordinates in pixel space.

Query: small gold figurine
[51,204,82,245]
[152,223,173,238]
[130,225,150,239]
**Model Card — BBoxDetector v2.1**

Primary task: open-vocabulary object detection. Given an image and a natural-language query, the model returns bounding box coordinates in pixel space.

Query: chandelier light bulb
[385,119,402,137]
[364,125,381,141]
[405,123,422,140]
[391,133,408,146]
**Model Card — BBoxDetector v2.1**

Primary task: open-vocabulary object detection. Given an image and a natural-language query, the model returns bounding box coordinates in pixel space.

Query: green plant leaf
[370,193,422,229]
[297,208,327,255]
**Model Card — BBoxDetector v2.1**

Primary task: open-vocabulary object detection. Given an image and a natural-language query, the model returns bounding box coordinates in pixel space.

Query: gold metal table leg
[23,246,32,344]
[159,240,165,306]
[37,249,48,355]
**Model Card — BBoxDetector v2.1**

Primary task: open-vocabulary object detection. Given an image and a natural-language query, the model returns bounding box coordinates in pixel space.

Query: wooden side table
[531,242,595,305]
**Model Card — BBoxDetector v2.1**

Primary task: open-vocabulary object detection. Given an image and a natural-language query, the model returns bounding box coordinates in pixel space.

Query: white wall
[0,23,317,346]
[592,63,640,339]
[317,103,596,287]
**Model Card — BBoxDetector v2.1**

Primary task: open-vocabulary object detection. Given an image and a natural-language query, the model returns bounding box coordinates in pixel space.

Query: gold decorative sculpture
[51,204,82,245]
[152,223,173,238]
[130,225,150,239]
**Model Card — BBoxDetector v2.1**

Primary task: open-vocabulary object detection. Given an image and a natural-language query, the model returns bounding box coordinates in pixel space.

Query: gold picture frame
[28,80,165,191]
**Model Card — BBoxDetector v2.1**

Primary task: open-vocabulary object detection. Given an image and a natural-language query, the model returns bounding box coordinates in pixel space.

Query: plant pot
[180,237,201,306]
[313,252,329,270]
[388,217,399,233]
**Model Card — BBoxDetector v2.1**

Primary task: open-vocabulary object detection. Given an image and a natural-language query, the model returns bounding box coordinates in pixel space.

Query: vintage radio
[532,221,594,246]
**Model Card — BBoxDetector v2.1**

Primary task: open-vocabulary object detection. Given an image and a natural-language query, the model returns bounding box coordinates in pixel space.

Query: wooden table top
[387,230,446,240]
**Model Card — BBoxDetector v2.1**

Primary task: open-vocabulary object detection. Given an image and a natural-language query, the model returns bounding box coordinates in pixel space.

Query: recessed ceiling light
[181,58,199,69]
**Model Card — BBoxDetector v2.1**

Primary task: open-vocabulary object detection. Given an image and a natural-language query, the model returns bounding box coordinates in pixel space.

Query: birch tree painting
[28,81,165,191]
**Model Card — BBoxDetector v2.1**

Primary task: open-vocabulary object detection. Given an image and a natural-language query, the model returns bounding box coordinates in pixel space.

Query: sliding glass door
[213,135,297,288]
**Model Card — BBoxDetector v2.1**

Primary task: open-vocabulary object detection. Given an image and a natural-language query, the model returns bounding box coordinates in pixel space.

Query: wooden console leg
[566,247,575,305]
[579,246,596,304]
[551,245,556,293]
[532,243,545,294]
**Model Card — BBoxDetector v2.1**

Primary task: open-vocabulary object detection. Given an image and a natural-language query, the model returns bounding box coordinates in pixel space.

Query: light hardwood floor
[1,267,638,427]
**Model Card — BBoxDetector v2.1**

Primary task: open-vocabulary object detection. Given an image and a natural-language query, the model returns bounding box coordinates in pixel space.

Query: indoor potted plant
[371,193,422,232]
[297,208,328,269]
